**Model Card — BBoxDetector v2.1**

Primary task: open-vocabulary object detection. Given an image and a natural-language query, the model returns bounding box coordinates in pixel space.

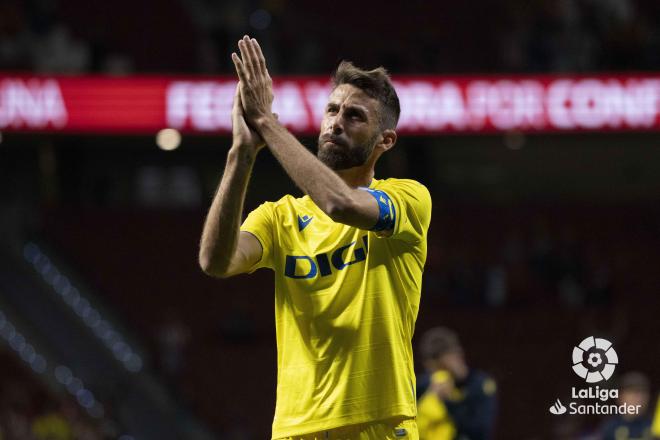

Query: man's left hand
[231,36,274,126]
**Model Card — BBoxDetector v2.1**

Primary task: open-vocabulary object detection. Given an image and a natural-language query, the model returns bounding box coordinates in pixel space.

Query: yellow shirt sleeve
[240,202,275,272]
[376,179,432,244]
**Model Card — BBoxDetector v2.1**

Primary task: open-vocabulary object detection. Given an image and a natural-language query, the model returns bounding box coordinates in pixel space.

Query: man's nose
[330,115,343,134]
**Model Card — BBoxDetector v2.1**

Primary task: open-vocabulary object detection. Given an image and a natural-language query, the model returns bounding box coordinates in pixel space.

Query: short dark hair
[419,327,462,361]
[332,61,400,130]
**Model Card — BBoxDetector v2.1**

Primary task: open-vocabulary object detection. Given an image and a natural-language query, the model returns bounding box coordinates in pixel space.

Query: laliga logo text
[549,337,640,416]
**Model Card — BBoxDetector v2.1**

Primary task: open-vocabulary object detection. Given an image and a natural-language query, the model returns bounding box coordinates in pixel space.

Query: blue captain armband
[358,187,396,232]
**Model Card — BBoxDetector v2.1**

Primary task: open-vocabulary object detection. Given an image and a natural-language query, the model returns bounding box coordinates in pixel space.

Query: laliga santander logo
[548,337,634,416]
[572,336,618,383]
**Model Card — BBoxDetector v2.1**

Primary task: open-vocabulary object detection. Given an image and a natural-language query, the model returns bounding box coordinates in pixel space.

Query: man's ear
[377,129,397,151]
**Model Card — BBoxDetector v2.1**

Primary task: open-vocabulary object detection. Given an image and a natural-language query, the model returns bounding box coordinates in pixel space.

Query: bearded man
[199,35,431,440]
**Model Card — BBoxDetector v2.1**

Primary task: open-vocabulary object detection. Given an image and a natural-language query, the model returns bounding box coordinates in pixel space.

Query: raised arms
[198,87,265,278]
[231,36,388,232]
[201,37,405,278]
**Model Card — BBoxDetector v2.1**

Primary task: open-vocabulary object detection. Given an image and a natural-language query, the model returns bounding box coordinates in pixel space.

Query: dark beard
[316,135,378,170]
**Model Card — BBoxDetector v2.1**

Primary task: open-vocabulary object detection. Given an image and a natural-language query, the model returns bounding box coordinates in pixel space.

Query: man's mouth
[323,137,347,147]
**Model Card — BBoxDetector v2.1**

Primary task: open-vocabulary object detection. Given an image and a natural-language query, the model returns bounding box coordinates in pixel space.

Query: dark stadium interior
[1,0,660,439]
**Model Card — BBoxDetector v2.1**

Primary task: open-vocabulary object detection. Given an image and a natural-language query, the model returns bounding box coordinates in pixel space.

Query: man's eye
[327,107,338,114]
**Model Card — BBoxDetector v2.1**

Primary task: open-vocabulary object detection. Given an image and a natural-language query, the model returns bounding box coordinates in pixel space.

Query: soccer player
[416,368,456,440]
[199,36,431,440]
[417,327,497,440]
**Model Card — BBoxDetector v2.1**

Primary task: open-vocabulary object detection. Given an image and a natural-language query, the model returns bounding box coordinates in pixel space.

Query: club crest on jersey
[285,235,369,279]
[297,214,313,231]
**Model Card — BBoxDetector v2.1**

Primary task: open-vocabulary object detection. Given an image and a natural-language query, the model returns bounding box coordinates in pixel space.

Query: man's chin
[317,154,342,170]
[317,141,371,170]
[320,157,370,171]
[317,150,351,170]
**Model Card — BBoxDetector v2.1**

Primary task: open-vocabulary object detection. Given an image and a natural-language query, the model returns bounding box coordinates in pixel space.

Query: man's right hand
[430,370,455,401]
[231,84,265,156]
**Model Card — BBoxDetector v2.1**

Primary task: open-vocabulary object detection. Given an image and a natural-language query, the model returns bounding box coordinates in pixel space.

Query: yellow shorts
[277,417,418,440]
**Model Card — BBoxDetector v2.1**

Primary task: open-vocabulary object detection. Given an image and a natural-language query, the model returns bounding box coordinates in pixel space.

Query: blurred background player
[416,368,456,440]
[599,372,653,440]
[417,327,497,440]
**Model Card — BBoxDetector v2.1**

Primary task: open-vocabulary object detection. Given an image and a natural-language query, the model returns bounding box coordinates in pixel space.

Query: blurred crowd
[496,0,660,72]
[0,349,113,440]
[424,213,619,308]
[1,0,658,75]
[0,0,120,74]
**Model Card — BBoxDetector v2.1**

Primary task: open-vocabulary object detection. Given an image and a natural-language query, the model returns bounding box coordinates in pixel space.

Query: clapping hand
[231,36,275,126]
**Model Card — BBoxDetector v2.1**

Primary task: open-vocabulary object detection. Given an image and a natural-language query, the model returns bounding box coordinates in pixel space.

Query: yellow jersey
[417,370,456,440]
[417,392,456,440]
[240,177,432,439]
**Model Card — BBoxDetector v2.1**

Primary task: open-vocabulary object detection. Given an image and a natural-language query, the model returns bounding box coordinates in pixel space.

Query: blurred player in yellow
[417,327,497,440]
[416,369,456,440]
[199,36,431,440]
